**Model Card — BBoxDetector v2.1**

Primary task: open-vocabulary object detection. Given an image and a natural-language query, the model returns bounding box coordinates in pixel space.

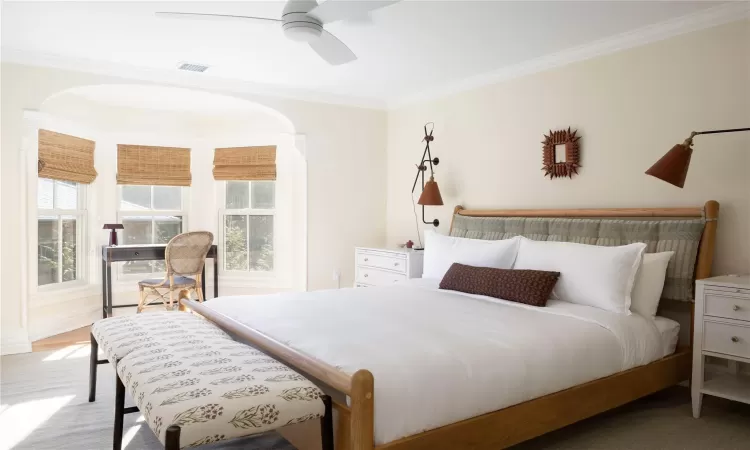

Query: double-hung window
[37,178,86,286]
[222,181,275,273]
[118,185,185,274]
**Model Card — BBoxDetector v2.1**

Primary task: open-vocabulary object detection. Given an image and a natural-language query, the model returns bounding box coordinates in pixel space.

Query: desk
[101,244,218,318]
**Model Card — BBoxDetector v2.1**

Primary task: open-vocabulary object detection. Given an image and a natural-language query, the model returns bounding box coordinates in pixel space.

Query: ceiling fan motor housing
[282,0,323,42]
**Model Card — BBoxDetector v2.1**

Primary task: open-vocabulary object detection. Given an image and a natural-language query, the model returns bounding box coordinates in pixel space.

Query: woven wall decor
[213,146,277,181]
[117,144,191,186]
[38,129,97,183]
[542,128,581,179]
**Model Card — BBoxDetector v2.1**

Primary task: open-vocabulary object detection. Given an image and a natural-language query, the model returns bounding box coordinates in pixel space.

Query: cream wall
[1,64,387,353]
[387,20,750,279]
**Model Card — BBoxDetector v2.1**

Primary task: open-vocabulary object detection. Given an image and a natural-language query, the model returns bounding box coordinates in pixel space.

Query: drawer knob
[364,274,368,278]
[364,258,369,262]
[134,251,139,256]
[734,305,741,311]
[394,262,399,266]
[731,336,740,343]
[735,289,742,293]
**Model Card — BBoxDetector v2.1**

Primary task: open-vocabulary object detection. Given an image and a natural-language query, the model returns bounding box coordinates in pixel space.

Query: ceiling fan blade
[309,29,356,66]
[155,12,281,25]
[308,0,400,24]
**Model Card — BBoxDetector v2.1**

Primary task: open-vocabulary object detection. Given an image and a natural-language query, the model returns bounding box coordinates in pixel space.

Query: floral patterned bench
[89,312,230,402]
[94,312,333,450]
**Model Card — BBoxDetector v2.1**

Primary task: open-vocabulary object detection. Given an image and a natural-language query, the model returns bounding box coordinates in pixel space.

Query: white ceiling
[1,1,744,108]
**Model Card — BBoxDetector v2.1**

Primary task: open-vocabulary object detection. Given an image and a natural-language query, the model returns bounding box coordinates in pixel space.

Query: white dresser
[354,247,424,287]
[692,275,750,418]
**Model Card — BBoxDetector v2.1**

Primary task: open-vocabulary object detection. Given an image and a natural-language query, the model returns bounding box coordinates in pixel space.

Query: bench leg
[321,395,334,450]
[165,425,181,450]
[114,372,125,450]
[89,333,98,402]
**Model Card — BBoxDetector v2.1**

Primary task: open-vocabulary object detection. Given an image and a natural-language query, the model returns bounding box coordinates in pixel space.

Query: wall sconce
[646,127,749,188]
[411,123,444,227]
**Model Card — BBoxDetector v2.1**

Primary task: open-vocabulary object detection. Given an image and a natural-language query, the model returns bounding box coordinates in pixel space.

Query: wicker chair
[137,231,214,312]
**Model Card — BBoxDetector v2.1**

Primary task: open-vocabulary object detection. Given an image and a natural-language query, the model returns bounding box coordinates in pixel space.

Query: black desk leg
[213,257,219,298]
[101,258,107,319]
[201,265,207,300]
[106,261,113,317]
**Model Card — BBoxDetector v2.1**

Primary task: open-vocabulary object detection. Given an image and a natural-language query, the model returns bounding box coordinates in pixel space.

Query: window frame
[218,180,277,279]
[36,179,88,291]
[116,185,189,279]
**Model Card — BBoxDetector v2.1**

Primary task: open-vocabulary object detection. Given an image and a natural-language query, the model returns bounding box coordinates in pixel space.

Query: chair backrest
[165,231,214,276]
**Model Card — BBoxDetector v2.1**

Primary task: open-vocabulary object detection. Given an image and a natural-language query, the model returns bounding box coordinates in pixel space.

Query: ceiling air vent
[177,62,209,73]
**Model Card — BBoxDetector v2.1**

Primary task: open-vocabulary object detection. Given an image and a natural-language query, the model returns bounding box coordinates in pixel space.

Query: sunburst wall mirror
[542,127,581,179]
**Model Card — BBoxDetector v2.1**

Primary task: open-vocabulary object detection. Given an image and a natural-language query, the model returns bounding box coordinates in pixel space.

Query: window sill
[219,274,282,289]
[32,283,99,306]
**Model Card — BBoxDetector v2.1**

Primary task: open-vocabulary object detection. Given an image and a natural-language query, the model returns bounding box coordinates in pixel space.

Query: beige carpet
[2,347,750,449]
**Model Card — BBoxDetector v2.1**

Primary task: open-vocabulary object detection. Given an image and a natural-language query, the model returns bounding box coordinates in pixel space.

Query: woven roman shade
[117,144,191,186]
[213,146,277,181]
[38,129,97,183]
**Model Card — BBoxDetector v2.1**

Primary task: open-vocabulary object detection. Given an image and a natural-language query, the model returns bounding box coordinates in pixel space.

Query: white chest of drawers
[692,275,750,418]
[354,247,424,287]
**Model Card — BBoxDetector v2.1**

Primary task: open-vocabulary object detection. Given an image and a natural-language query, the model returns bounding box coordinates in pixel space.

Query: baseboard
[27,305,100,342]
[1,338,33,355]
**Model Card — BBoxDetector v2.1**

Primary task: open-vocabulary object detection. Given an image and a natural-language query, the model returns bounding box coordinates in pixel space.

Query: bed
[182,201,719,450]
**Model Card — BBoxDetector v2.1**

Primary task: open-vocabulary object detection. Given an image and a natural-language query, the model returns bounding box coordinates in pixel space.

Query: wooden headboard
[449,201,720,348]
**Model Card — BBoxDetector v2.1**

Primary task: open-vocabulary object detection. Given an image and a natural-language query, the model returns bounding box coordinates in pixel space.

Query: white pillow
[630,251,674,318]
[422,231,520,280]
[513,237,647,314]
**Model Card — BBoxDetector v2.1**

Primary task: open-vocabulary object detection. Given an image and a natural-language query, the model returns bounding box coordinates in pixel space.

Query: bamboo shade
[38,129,97,183]
[117,144,191,186]
[213,146,276,181]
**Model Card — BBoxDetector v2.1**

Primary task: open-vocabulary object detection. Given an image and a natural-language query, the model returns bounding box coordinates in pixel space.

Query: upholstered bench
[114,333,333,450]
[89,312,232,402]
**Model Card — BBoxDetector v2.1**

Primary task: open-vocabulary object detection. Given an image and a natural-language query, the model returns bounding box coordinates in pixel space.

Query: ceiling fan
[156,0,401,66]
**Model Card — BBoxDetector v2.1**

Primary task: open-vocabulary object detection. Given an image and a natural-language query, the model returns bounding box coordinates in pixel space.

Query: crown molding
[386,2,750,110]
[0,48,388,111]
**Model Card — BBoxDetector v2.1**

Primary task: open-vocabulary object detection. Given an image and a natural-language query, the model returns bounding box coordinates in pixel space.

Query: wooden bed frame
[181,201,719,450]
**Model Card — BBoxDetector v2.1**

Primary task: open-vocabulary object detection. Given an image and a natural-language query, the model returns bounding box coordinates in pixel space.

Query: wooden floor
[31,326,91,352]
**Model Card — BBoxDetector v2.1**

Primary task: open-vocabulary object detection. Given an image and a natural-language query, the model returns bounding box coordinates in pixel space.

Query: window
[223,181,275,272]
[118,185,185,274]
[37,179,85,286]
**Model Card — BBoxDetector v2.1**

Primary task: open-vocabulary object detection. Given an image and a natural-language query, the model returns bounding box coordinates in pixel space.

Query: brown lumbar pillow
[439,263,560,307]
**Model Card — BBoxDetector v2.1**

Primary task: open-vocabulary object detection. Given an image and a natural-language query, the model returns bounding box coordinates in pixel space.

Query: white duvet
[205,279,664,445]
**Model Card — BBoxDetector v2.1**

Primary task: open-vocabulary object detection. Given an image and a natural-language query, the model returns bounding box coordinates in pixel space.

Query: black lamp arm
[694,127,750,136]
[683,127,749,147]
[422,207,439,227]
[411,127,441,227]
[410,157,440,193]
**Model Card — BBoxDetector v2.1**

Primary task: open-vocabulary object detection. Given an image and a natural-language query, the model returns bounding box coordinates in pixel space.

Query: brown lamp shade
[645,143,693,188]
[418,176,444,206]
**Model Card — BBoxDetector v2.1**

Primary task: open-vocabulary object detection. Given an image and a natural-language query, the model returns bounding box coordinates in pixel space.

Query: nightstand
[354,247,424,287]
[692,275,750,418]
